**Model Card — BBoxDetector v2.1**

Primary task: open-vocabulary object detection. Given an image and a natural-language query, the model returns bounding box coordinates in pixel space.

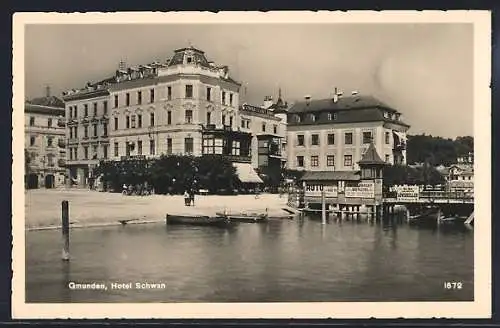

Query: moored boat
[216,212,268,223]
[166,214,231,227]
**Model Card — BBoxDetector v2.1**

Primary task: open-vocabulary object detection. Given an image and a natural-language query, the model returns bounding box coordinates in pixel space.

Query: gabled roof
[358,142,386,166]
[300,170,360,181]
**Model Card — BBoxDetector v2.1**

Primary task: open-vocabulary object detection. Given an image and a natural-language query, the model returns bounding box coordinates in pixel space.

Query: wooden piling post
[62,200,70,261]
[321,189,326,225]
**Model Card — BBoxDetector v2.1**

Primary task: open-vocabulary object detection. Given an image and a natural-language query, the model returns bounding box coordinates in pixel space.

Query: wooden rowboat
[166,214,231,227]
[216,212,268,223]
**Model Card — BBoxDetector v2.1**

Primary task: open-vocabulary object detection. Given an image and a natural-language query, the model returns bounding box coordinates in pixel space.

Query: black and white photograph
[12,11,491,319]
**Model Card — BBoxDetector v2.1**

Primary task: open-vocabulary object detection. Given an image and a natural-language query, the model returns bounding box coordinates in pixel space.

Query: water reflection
[26,218,474,303]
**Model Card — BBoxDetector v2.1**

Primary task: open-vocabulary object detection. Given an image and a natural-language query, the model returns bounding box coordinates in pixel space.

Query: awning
[233,163,263,183]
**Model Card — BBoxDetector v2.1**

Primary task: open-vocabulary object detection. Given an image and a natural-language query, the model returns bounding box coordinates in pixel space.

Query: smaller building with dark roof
[286,90,410,173]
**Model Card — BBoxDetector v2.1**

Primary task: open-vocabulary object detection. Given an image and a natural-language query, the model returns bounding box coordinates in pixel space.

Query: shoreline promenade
[24,189,292,230]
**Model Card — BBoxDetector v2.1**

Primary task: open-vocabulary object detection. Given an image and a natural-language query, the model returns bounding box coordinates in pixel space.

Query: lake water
[25,217,474,302]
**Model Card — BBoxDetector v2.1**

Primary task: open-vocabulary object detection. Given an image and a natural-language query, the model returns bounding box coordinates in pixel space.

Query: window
[295,115,301,123]
[126,142,131,157]
[149,140,155,155]
[47,118,52,127]
[84,125,88,138]
[103,145,108,159]
[114,142,119,157]
[137,114,142,128]
[103,123,108,137]
[231,140,240,156]
[185,110,193,124]
[185,85,193,98]
[150,113,155,126]
[311,134,319,146]
[184,137,194,154]
[328,112,337,121]
[344,132,353,145]
[137,140,143,155]
[187,56,193,63]
[69,148,73,160]
[206,87,211,101]
[167,86,172,100]
[222,91,226,105]
[363,131,372,144]
[125,93,130,106]
[93,124,98,137]
[84,104,88,117]
[30,136,35,146]
[92,145,98,159]
[296,156,304,167]
[47,154,55,167]
[297,135,304,146]
[29,117,35,126]
[385,154,390,163]
[262,122,266,132]
[74,127,78,138]
[114,117,118,130]
[327,113,332,121]
[167,111,172,125]
[311,156,319,167]
[93,103,98,116]
[70,128,73,139]
[385,131,390,144]
[328,133,335,145]
[229,93,233,106]
[241,119,245,128]
[131,115,136,128]
[344,155,353,167]
[103,101,108,115]
[207,112,211,125]
[229,116,233,127]
[150,89,155,103]
[137,91,142,105]
[114,95,119,108]
[246,121,250,128]
[327,155,335,167]
[126,116,130,129]
[310,114,317,122]
[166,138,172,154]
[84,146,89,159]
[74,148,78,160]
[222,114,226,125]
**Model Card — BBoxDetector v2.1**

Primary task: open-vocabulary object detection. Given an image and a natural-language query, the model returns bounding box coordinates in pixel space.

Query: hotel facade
[286,92,410,173]
[62,46,285,187]
[24,93,66,189]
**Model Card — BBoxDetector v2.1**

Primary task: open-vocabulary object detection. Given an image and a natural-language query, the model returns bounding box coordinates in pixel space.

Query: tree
[406,134,473,166]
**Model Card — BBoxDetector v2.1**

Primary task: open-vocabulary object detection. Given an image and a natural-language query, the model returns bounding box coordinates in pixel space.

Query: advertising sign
[304,184,338,198]
[345,182,374,198]
[393,185,420,201]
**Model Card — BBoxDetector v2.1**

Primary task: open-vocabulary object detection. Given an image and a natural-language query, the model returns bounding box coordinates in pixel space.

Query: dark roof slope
[288,95,397,114]
[26,96,65,108]
[168,47,211,68]
[358,143,386,165]
[301,170,360,181]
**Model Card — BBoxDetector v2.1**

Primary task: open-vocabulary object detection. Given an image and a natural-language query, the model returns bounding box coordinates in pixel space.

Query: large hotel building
[286,91,410,172]
[62,46,286,187]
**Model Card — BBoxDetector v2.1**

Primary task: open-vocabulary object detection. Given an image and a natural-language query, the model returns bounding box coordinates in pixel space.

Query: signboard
[304,184,338,198]
[393,185,420,201]
[345,182,374,198]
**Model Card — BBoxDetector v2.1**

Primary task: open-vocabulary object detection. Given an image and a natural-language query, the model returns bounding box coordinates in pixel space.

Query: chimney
[45,85,51,97]
[304,95,311,106]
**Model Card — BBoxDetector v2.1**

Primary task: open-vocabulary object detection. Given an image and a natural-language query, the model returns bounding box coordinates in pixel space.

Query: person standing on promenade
[190,189,196,206]
[184,190,190,206]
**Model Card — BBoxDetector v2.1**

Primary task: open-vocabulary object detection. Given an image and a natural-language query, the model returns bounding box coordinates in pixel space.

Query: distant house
[446,164,474,193]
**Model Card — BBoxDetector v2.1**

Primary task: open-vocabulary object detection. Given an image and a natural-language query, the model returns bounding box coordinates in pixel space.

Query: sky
[24,23,473,138]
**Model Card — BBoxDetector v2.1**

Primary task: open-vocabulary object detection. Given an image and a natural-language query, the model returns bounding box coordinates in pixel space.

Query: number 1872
[444,281,463,289]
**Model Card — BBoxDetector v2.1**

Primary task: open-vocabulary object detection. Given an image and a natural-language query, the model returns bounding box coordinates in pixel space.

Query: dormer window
[310,114,316,122]
[296,115,301,123]
[187,57,193,64]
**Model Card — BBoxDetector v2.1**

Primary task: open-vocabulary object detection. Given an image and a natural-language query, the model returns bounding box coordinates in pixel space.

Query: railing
[383,190,474,201]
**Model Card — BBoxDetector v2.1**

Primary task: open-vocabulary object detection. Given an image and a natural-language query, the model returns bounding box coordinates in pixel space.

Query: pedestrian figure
[184,190,190,206]
[190,189,196,206]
